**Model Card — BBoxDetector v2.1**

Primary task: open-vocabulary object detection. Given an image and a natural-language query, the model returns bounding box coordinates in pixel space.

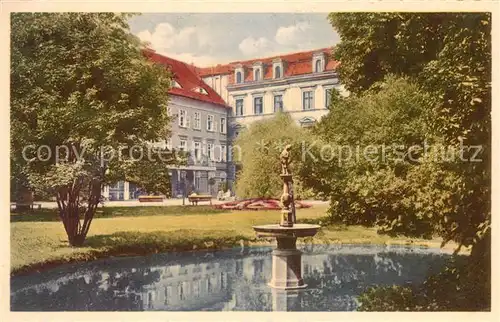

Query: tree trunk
[57,179,102,247]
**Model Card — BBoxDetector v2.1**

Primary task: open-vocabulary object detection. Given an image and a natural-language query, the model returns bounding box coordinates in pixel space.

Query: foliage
[10,13,181,246]
[301,77,438,237]
[326,11,491,252]
[233,112,316,199]
[321,12,491,310]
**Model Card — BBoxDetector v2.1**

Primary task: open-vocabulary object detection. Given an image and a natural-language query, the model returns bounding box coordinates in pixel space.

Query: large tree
[233,112,316,199]
[326,11,491,257]
[11,13,181,246]
[310,12,491,310]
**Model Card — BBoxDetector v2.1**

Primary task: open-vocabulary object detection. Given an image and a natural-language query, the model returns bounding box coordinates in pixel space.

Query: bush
[234,112,318,199]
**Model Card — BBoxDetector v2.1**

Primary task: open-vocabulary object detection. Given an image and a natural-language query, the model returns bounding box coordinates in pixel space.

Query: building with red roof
[104,50,232,201]
[104,48,345,200]
[198,48,346,183]
[198,47,344,129]
[145,50,231,198]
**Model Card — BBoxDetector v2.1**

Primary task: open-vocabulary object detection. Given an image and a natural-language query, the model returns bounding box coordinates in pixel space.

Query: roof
[144,50,230,109]
[197,48,339,84]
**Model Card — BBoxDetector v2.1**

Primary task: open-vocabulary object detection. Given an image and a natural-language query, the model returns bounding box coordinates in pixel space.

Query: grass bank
[11,205,453,276]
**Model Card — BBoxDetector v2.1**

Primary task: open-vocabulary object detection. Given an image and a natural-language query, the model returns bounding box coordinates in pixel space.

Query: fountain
[253,144,320,289]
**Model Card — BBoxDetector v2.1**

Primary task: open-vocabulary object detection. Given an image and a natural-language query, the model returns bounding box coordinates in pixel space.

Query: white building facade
[198,48,346,186]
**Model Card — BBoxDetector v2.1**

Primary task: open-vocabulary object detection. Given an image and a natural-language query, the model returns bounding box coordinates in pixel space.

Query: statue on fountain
[280,144,292,176]
[279,144,294,227]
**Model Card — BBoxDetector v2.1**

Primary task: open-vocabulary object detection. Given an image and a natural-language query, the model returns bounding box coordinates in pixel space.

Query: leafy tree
[317,12,491,310]
[11,13,181,246]
[327,11,490,256]
[301,76,435,237]
[233,112,316,199]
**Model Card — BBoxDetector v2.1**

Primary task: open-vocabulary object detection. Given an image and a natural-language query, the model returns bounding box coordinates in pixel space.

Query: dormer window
[193,87,208,95]
[313,52,326,73]
[254,69,261,81]
[234,64,245,84]
[252,62,263,82]
[272,58,283,79]
[173,80,182,88]
[315,60,322,73]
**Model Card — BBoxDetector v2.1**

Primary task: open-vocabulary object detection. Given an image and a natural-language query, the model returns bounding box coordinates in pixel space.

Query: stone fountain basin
[252,224,320,238]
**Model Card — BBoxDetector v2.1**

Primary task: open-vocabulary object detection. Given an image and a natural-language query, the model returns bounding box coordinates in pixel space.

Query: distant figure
[280,144,292,175]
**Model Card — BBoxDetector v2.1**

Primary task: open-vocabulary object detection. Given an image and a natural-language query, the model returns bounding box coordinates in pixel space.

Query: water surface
[11,244,452,311]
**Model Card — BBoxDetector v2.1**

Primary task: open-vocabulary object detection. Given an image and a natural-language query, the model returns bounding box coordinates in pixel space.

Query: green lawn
[11,204,453,276]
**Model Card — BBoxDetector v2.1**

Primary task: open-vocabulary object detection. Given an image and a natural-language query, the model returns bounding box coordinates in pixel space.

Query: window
[194,87,208,95]
[253,97,263,115]
[274,66,281,79]
[194,112,201,130]
[221,144,227,162]
[207,143,214,161]
[254,69,260,81]
[179,139,187,152]
[325,88,333,108]
[179,109,186,127]
[236,71,242,84]
[302,91,314,110]
[173,80,182,88]
[315,60,322,73]
[220,117,226,133]
[194,141,201,159]
[167,107,172,116]
[207,115,214,131]
[235,99,244,116]
[274,95,283,112]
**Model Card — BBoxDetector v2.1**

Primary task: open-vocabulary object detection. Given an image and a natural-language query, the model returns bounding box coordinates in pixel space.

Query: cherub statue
[280,144,292,175]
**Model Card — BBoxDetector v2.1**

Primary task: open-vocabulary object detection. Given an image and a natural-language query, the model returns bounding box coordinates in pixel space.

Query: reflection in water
[11,245,452,311]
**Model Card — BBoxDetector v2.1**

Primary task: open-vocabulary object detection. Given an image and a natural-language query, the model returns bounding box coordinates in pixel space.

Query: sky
[128,13,340,67]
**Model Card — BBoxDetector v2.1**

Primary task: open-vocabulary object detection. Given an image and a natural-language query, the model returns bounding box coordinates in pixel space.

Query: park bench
[10,202,42,211]
[138,196,164,202]
[188,194,212,205]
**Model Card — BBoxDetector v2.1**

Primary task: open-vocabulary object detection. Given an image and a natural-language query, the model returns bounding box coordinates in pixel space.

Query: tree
[327,11,491,257]
[11,13,181,246]
[301,76,436,237]
[233,112,315,199]
[317,12,491,310]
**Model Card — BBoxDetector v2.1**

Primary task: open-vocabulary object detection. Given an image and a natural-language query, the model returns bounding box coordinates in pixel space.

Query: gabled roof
[144,50,230,109]
[197,48,339,84]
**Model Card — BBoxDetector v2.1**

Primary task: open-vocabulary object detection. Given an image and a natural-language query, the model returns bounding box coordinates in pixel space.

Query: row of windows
[235,59,324,84]
[169,108,226,133]
[234,88,334,116]
[167,139,228,162]
[235,65,282,84]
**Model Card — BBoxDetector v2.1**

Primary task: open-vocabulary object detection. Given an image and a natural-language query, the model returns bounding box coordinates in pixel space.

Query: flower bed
[214,198,311,210]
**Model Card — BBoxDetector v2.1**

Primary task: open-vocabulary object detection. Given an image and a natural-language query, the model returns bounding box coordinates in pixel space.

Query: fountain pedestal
[271,237,304,289]
[253,224,320,290]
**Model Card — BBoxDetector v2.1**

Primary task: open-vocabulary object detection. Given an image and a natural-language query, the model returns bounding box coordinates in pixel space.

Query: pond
[11,244,453,311]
